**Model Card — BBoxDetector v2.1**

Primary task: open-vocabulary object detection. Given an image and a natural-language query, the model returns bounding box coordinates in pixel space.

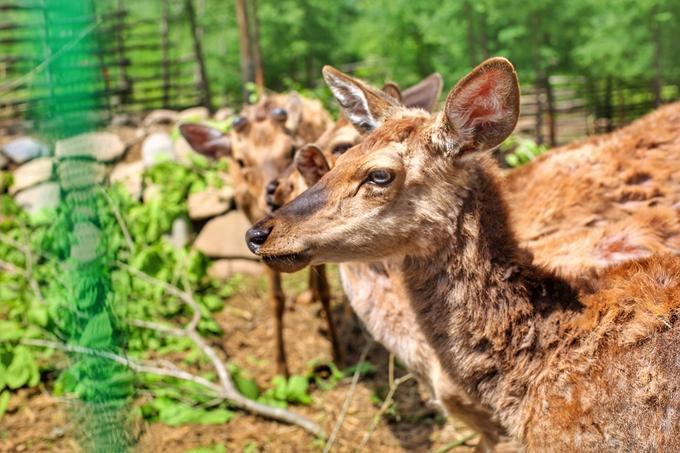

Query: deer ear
[285,92,303,132]
[295,144,330,186]
[179,123,232,159]
[322,65,398,134]
[402,73,443,112]
[439,58,519,153]
[381,82,403,103]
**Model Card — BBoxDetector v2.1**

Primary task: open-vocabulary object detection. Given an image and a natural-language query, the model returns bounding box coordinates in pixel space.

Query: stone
[143,183,161,203]
[193,211,252,258]
[213,107,235,122]
[208,259,263,280]
[110,161,144,200]
[55,131,126,162]
[187,185,235,220]
[143,109,179,127]
[178,106,210,122]
[14,182,60,214]
[2,137,48,164]
[167,217,191,249]
[10,157,53,194]
[57,160,109,191]
[173,136,196,165]
[141,132,174,167]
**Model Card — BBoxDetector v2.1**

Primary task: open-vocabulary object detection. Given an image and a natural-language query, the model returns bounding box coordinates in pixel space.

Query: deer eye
[232,115,248,132]
[235,158,246,168]
[331,143,352,155]
[271,107,288,122]
[368,170,393,186]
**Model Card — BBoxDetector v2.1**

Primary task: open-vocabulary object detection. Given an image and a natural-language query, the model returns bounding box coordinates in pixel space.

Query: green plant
[501,135,549,167]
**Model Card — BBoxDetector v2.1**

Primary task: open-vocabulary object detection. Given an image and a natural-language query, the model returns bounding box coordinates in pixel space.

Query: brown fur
[181,92,335,376]
[250,59,680,451]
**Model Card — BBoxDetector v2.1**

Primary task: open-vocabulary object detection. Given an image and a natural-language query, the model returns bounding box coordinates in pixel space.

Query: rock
[143,109,179,127]
[214,107,235,122]
[55,131,126,162]
[187,185,235,220]
[179,106,210,122]
[143,183,161,203]
[141,132,174,167]
[193,211,252,258]
[208,259,263,279]
[10,157,53,194]
[57,160,109,191]
[167,217,191,249]
[110,161,144,199]
[173,136,196,165]
[2,137,48,164]
[14,182,60,214]
[110,113,138,127]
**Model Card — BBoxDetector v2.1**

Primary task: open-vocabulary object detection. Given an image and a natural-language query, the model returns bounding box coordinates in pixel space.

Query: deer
[179,92,335,376]
[246,58,680,451]
[504,101,680,286]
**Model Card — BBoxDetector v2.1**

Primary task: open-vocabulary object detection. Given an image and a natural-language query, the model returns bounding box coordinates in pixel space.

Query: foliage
[501,136,549,167]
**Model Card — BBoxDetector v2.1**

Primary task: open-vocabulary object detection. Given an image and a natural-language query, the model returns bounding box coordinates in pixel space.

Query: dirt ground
[0,266,480,453]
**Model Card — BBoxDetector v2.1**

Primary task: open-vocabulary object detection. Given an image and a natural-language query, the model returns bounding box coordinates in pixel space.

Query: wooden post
[185,0,213,111]
[161,0,170,108]
[235,0,254,100]
[544,75,556,147]
[248,0,265,92]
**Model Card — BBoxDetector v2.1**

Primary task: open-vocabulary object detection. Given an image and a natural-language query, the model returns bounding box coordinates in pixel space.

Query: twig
[100,187,135,253]
[431,433,479,453]
[127,319,185,337]
[0,259,26,276]
[355,354,413,452]
[323,340,374,453]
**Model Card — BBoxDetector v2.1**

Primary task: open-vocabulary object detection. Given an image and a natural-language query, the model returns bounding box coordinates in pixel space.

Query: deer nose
[266,180,279,195]
[245,225,272,254]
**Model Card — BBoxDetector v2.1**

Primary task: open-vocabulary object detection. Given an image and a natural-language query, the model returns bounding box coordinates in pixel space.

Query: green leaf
[0,321,23,341]
[344,361,377,378]
[80,312,113,348]
[153,397,234,426]
[0,363,5,391]
[0,391,10,422]
[5,346,35,389]
[28,301,49,327]
[286,375,312,405]
[184,444,227,453]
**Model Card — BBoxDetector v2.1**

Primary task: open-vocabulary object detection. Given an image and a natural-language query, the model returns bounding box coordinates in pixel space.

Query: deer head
[180,93,331,223]
[246,58,519,272]
[265,74,444,212]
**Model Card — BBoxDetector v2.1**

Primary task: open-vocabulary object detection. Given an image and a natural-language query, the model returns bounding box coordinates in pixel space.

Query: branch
[118,260,325,437]
[322,339,374,453]
[0,233,45,304]
[100,187,135,253]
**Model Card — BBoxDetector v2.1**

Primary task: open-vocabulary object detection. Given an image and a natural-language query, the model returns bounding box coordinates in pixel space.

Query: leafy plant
[501,135,549,167]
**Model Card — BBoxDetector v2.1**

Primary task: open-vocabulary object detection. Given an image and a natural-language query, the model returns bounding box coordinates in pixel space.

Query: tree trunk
[185,0,213,111]
[235,0,254,100]
[248,0,265,92]
[652,6,663,107]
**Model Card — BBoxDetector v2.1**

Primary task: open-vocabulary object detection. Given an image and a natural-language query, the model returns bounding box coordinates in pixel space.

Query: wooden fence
[1,1,679,144]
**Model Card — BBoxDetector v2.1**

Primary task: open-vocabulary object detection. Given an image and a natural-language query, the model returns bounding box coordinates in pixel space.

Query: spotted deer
[180,92,334,376]
[247,58,680,451]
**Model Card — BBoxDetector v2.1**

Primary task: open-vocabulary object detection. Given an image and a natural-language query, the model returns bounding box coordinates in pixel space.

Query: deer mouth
[261,250,311,273]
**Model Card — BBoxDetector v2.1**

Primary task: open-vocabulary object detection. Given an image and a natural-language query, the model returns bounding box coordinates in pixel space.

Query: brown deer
[504,101,680,286]
[180,92,334,376]
[247,58,680,451]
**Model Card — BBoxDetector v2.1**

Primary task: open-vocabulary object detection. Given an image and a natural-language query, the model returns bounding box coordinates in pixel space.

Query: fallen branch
[432,433,479,453]
[118,260,325,437]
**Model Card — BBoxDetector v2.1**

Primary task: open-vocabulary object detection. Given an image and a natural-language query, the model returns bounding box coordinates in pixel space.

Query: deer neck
[401,156,581,432]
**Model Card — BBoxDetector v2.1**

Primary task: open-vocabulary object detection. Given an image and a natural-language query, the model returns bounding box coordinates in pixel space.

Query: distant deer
[247,58,680,451]
[180,92,333,376]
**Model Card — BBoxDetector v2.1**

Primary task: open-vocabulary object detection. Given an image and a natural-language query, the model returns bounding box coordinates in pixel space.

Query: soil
[0,267,479,453]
